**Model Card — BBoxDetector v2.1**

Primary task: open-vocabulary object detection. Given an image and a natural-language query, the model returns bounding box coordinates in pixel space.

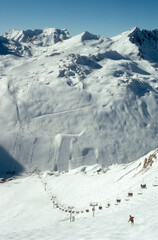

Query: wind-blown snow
[0,27,158,175]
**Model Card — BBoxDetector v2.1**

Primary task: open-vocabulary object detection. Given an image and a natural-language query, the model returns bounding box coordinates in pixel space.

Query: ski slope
[0,149,158,240]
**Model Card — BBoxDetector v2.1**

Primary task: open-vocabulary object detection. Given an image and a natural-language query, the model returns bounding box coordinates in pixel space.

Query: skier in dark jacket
[128,215,134,223]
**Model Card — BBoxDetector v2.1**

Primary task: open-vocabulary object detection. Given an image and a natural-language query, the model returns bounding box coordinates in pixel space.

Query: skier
[128,215,134,223]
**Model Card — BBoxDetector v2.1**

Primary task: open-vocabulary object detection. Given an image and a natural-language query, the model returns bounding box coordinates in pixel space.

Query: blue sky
[0,0,157,37]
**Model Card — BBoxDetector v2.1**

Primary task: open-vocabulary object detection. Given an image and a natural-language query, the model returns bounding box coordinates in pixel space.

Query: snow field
[0,149,158,240]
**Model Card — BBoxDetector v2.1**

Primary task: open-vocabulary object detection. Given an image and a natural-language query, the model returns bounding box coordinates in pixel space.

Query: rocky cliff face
[128,27,158,61]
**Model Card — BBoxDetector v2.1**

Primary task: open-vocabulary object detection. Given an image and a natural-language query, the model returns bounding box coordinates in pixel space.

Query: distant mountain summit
[129,27,158,48]
[81,31,100,42]
[3,28,71,45]
[128,27,158,61]
[0,28,71,56]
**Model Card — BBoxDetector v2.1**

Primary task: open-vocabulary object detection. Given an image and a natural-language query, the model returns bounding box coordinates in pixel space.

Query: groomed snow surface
[0,149,158,240]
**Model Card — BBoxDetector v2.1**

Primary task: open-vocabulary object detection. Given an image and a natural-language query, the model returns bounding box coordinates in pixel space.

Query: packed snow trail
[28,104,97,121]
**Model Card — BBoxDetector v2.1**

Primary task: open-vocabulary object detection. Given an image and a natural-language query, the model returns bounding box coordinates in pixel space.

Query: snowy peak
[129,27,158,47]
[81,31,100,42]
[2,29,42,43]
[111,27,138,41]
[3,28,71,46]
[111,27,158,61]
[129,28,158,61]
[0,27,71,56]
[35,28,71,46]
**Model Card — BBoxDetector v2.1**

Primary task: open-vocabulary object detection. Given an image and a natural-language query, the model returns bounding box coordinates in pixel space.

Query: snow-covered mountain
[0,27,158,176]
[1,28,70,56]
[129,27,158,62]
[3,28,70,43]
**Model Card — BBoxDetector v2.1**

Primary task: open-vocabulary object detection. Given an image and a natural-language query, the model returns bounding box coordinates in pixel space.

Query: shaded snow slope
[0,27,158,175]
[0,149,158,240]
[129,28,158,62]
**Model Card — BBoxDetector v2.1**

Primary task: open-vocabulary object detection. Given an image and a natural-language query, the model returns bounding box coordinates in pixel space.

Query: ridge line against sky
[0,0,157,37]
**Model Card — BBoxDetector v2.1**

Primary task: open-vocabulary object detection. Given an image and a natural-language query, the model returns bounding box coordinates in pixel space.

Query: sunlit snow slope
[0,149,158,240]
[0,27,158,175]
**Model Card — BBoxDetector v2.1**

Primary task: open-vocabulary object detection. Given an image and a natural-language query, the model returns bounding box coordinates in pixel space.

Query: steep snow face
[111,28,140,59]
[0,27,158,175]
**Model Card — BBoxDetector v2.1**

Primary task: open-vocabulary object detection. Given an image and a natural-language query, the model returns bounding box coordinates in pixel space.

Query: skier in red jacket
[128,215,134,223]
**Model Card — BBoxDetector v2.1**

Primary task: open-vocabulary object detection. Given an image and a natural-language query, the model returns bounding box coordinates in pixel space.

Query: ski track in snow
[28,104,98,121]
